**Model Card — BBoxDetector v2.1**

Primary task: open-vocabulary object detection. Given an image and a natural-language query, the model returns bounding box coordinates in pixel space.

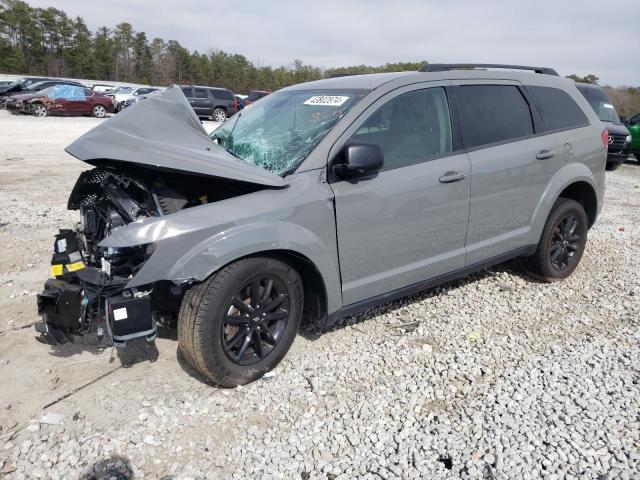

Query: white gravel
[0,111,639,479]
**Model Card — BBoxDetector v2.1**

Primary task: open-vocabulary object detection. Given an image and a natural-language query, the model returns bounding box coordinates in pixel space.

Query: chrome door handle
[438,171,466,183]
[536,149,555,160]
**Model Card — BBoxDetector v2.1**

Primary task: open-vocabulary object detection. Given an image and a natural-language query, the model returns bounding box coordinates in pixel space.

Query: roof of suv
[283,69,572,92]
[184,85,232,92]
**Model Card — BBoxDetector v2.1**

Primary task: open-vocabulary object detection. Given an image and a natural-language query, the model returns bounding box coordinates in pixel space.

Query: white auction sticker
[56,239,67,252]
[304,95,349,106]
[113,308,128,321]
[603,103,614,109]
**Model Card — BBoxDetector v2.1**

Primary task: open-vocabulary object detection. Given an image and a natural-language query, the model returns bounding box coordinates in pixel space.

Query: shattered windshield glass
[211,89,369,175]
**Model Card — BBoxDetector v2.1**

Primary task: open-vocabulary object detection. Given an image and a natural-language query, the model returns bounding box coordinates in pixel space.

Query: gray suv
[36,64,606,386]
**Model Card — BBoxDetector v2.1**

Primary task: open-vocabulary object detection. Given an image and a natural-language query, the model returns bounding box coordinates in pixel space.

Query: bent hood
[64,85,287,188]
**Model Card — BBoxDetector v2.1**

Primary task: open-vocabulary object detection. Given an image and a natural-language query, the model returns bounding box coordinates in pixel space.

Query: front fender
[527,162,602,246]
[99,170,343,314]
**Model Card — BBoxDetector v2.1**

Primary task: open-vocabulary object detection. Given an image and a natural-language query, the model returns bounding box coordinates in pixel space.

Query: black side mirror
[333,142,384,179]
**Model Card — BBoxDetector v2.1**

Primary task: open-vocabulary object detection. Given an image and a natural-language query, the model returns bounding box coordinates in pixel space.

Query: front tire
[212,107,227,123]
[178,257,303,386]
[31,103,47,117]
[525,198,588,282]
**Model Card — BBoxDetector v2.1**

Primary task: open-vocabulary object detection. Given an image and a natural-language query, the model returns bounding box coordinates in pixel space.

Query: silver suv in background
[36,64,606,386]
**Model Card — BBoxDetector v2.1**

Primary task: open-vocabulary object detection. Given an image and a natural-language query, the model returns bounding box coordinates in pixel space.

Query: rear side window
[457,85,533,148]
[195,88,209,99]
[181,86,193,97]
[214,89,234,101]
[352,87,453,169]
[528,86,589,131]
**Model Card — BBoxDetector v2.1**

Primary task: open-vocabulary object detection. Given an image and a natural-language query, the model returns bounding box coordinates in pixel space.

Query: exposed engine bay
[36,165,262,346]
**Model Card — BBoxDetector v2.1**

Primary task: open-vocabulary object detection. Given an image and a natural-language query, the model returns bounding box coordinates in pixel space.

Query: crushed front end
[35,167,188,346]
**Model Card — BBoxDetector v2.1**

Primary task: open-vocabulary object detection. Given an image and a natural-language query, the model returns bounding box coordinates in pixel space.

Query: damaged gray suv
[37,64,607,386]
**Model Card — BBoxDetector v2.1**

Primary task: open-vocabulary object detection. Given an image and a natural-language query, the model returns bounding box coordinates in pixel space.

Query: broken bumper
[36,268,156,346]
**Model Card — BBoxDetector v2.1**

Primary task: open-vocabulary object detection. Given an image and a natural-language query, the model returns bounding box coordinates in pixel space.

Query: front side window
[351,87,453,169]
[457,85,533,148]
[212,89,368,175]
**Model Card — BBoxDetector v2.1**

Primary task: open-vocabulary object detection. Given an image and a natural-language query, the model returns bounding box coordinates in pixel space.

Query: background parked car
[92,84,115,94]
[120,87,165,110]
[180,85,238,121]
[243,89,270,106]
[6,84,113,118]
[21,79,84,95]
[624,113,640,161]
[235,95,246,110]
[110,86,161,112]
[0,76,54,98]
[575,82,631,171]
[0,76,57,106]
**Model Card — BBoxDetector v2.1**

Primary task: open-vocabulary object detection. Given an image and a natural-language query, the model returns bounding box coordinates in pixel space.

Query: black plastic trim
[326,245,536,325]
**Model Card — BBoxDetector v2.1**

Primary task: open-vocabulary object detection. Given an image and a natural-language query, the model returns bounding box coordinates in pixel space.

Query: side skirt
[326,245,536,326]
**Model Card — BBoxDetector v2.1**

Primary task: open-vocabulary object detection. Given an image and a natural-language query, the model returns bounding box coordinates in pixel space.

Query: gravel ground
[0,109,639,479]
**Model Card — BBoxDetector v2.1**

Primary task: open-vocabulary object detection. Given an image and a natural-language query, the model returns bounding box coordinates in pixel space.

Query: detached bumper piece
[106,294,156,346]
[36,229,157,347]
[36,279,85,345]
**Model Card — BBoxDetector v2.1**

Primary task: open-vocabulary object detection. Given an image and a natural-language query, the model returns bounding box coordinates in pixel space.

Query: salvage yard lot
[0,109,639,479]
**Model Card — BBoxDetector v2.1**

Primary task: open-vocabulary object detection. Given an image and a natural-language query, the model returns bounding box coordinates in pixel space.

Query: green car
[627,112,640,160]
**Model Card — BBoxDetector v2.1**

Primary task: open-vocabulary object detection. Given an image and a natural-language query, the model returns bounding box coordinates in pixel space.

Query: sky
[28,0,640,86]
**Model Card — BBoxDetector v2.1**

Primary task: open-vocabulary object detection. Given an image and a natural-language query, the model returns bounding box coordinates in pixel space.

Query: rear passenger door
[193,87,213,116]
[453,81,561,264]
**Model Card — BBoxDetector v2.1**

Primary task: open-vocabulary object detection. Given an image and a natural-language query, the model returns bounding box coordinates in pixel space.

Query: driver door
[330,83,471,306]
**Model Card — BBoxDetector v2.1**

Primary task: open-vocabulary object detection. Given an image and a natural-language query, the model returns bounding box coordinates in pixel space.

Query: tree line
[0,0,426,93]
[1,0,638,115]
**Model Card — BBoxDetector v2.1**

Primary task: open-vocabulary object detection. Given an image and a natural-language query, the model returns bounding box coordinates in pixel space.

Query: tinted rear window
[195,88,209,99]
[214,89,234,101]
[181,86,193,97]
[528,86,589,130]
[457,85,534,148]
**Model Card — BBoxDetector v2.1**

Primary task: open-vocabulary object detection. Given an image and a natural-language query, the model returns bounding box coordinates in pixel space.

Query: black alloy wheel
[178,257,303,386]
[524,198,588,282]
[549,214,582,271]
[222,276,291,366]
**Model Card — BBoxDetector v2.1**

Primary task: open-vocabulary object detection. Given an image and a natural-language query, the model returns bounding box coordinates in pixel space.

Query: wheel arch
[528,163,602,245]
[209,249,329,327]
[557,181,598,228]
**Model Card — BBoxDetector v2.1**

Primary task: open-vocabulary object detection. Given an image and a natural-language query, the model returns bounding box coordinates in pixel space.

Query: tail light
[234,97,238,110]
[601,129,609,149]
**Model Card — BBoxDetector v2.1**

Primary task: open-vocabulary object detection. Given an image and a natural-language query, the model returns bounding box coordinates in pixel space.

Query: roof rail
[421,63,559,76]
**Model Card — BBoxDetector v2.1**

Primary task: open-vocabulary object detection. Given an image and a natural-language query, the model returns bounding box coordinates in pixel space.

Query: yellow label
[51,264,64,276]
[66,261,85,272]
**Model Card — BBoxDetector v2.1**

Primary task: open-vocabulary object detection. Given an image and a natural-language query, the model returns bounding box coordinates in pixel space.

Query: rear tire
[212,107,227,123]
[605,160,623,171]
[178,257,303,386]
[92,104,107,118]
[524,198,588,282]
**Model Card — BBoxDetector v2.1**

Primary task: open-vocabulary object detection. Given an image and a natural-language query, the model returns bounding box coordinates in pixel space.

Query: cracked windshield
[212,89,369,175]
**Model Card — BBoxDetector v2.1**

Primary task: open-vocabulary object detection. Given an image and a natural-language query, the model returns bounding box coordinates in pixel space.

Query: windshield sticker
[304,95,349,106]
[603,103,614,109]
